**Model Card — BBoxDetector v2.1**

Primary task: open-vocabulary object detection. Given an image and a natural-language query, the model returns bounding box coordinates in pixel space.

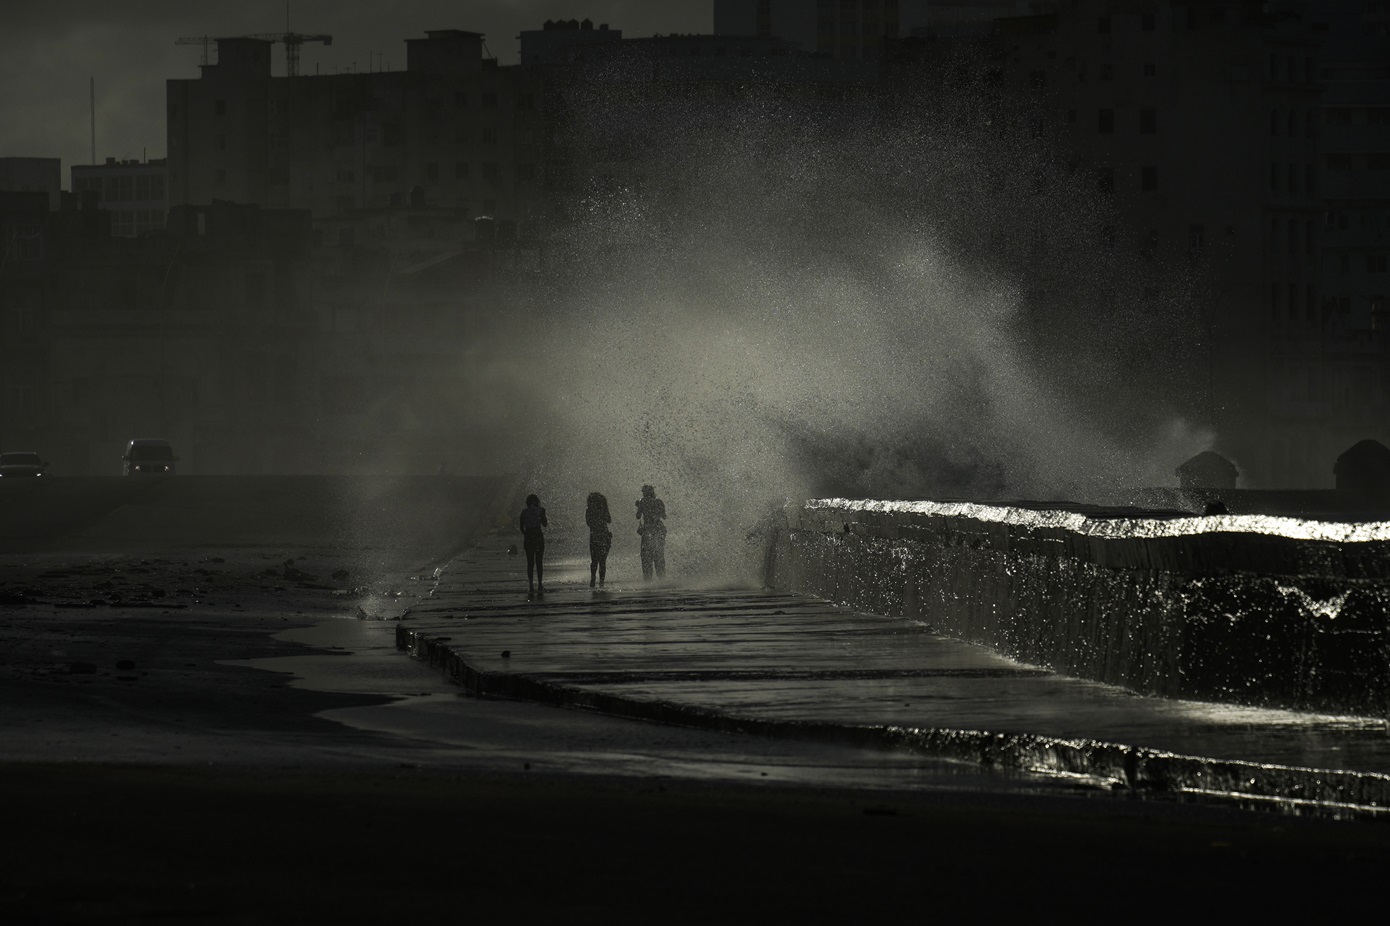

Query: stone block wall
[766,500,1390,717]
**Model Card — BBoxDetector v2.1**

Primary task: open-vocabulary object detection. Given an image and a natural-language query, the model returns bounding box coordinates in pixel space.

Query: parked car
[0,451,48,477]
[122,439,178,475]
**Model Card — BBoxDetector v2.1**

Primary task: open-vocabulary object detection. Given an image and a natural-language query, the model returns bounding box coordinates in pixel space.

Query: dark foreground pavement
[3,762,1388,923]
[402,532,1390,815]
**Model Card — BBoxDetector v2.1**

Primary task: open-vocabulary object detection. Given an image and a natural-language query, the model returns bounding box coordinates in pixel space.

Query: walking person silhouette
[636,484,667,581]
[586,492,612,588]
[518,493,548,598]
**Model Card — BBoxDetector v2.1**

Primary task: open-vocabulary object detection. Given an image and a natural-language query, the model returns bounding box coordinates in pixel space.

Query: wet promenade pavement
[398,533,1390,814]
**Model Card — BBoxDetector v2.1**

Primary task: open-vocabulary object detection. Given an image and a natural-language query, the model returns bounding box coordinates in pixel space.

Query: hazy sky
[0,1,712,179]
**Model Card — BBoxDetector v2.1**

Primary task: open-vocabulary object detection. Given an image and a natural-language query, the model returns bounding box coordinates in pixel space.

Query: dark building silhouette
[7,3,1389,484]
[1334,438,1390,495]
[1177,450,1240,491]
[885,0,1390,489]
[166,32,544,230]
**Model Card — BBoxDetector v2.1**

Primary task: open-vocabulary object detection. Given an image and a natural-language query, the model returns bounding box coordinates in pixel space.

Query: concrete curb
[396,621,1390,818]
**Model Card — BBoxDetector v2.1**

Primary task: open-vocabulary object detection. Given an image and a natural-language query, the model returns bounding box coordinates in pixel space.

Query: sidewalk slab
[399,535,1390,814]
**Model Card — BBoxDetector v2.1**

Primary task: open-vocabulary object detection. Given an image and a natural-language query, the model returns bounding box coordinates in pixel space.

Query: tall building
[70,157,169,237]
[166,32,545,227]
[519,18,623,67]
[713,0,911,59]
[1306,1,1390,471]
[893,0,1339,487]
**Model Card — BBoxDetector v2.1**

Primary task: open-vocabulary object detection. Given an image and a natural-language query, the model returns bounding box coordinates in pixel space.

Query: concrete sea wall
[766,500,1390,718]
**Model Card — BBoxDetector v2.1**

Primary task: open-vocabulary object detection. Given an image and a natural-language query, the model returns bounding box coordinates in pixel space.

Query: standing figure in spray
[635,484,667,581]
[586,492,613,589]
[518,493,548,598]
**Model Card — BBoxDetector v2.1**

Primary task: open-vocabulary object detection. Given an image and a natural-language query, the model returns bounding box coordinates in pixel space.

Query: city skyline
[0,0,714,173]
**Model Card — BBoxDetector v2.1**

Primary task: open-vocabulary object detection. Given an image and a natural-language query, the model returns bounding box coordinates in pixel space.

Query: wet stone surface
[402,535,1390,811]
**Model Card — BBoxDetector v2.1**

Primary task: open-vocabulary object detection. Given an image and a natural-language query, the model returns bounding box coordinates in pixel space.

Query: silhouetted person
[1203,500,1229,516]
[519,493,548,598]
[636,484,667,581]
[586,492,613,588]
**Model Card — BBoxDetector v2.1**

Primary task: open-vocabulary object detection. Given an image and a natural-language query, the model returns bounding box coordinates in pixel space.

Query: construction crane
[175,32,332,77]
[242,32,332,77]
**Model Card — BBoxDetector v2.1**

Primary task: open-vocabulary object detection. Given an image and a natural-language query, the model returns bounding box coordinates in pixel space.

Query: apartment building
[897,0,1337,487]
[70,157,169,237]
[166,31,545,229]
[713,0,909,59]
[1311,1,1390,473]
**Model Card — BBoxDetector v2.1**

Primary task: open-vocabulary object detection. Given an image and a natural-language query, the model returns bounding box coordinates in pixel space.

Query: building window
[1100,62,1113,80]
[1307,285,1316,322]
[215,99,226,116]
[1141,166,1158,191]
[516,93,535,110]
[1066,109,1076,124]
[516,163,536,182]
[1029,70,1046,89]
[215,168,226,186]
[384,124,402,147]
[426,162,438,181]
[1096,167,1114,194]
[1270,282,1281,320]
[1370,255,1389,273]
[454,91,469,107]
[1141,12,1155,31]
[482,162,499,182]
[1098,16,1111,34]
[454,161,469,179]
[1098,109,1114,133]
[1270,109,1279,135]
[1270,162,1280,193]
[481,92,498,108]
[482,128,497,145]
[1143,62,1156,78]
[1139,108,1156,134]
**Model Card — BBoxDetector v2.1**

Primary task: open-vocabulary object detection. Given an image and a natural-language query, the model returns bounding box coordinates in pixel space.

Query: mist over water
[492,78,1209,577]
